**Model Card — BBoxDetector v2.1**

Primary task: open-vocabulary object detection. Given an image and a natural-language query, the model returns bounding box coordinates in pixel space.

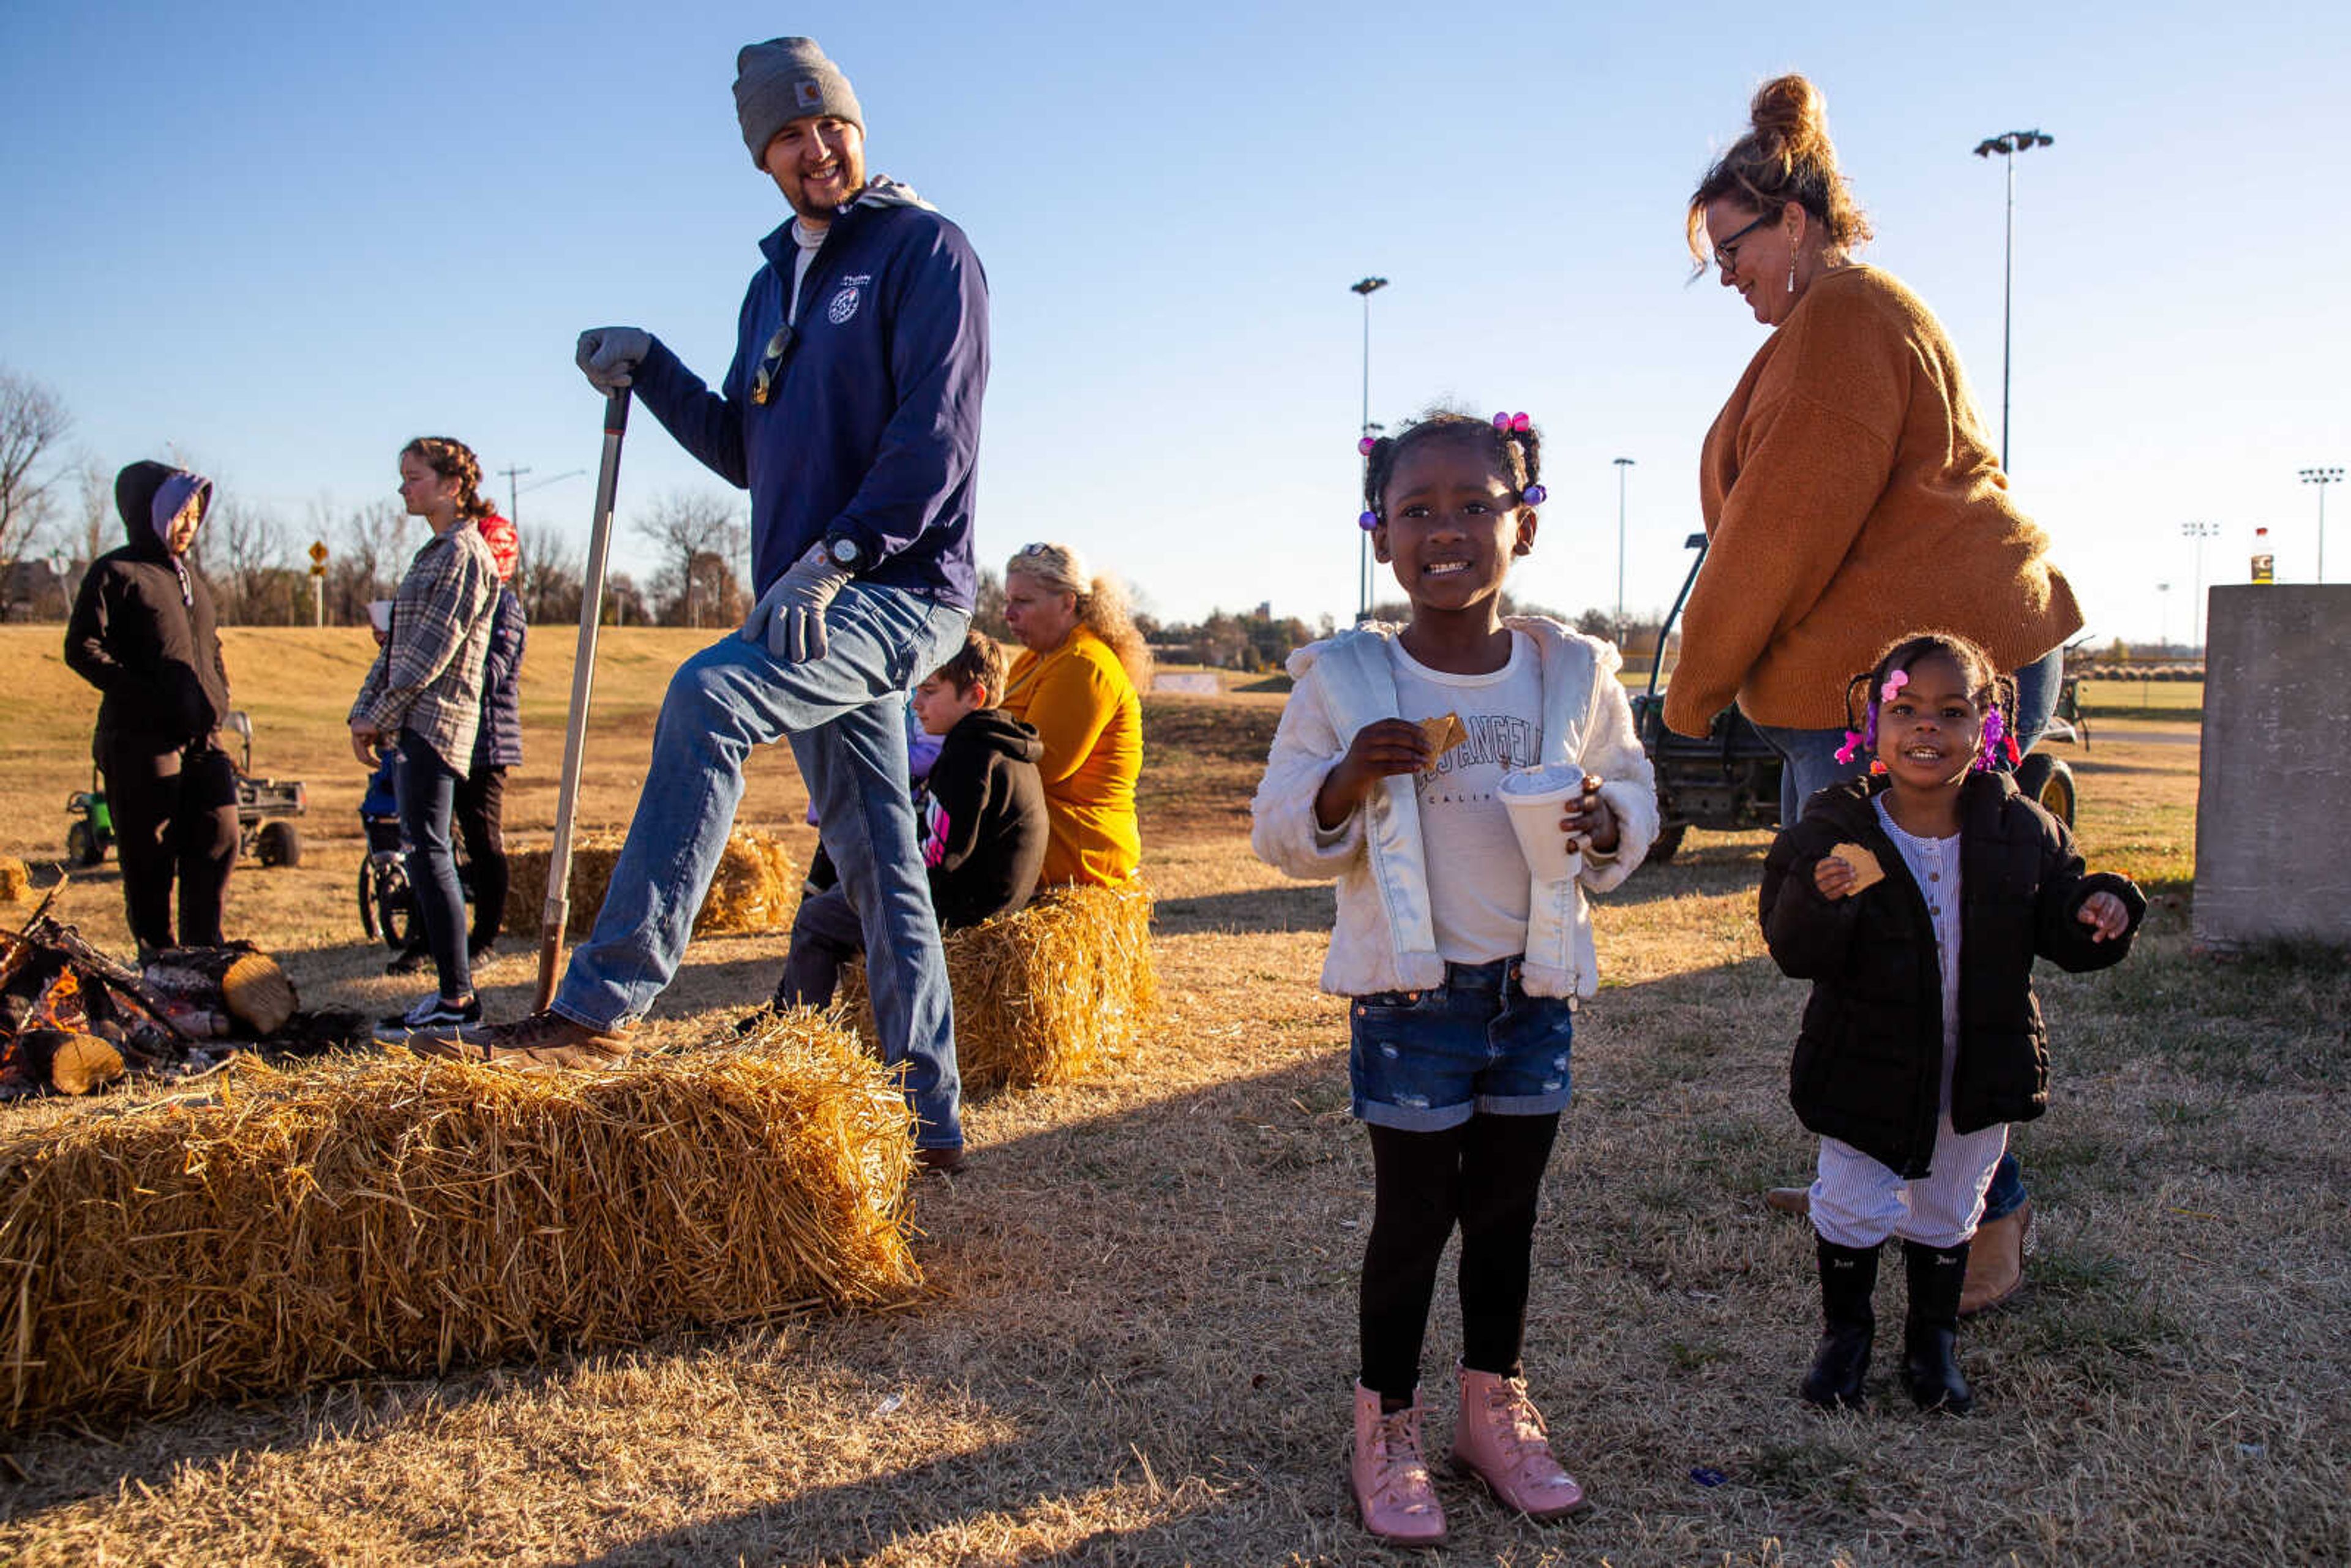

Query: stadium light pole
[1612,457,1635,644]
[1352,276,1388,623]
[2301,466,2342,583]
[1972,129,2053,471]
[2181,521,2220,650]
[2156,581,2170,655]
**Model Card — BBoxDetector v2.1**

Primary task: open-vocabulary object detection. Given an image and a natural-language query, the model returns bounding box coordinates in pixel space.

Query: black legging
[454,765,508,950]
[98,739,238,953]
[1360,1112,1560,1403]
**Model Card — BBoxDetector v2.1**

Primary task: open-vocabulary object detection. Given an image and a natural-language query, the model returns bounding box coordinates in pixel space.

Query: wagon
[62,710,307,870]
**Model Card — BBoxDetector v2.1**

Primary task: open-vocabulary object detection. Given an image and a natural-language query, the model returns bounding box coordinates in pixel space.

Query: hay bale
[839,882,1157,1093]
[0,858,29,903]
[0,1010,917,1430]
[504,829,799,939]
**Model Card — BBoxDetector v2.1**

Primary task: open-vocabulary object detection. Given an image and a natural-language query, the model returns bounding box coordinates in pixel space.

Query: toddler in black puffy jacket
[1758,631,2143,1418]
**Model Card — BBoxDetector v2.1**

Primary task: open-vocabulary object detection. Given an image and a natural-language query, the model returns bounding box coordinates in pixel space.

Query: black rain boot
[1902,1239,1976,1414]
[1800,1237,1879,1410]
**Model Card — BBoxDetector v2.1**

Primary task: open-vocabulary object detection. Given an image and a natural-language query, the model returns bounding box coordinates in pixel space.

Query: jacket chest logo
[827,274,872,326]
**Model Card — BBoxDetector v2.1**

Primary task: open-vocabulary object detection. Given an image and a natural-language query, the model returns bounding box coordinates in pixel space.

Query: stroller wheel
[363,852,419,951]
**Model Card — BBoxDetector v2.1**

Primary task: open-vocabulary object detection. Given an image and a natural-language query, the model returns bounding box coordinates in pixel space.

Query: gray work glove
[741,544,852,664]
[575,326,652,392]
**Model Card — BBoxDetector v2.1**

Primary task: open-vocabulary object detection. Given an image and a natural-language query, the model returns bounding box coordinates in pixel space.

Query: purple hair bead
[1359,510,1379,531]
[1358,435,1376,456]
[1521,484,1547,506]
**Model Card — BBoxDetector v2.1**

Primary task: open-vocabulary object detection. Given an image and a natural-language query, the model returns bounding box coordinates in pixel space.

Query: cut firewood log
[23,915,191,1045]
[12,1028,126,1095]
[143,947,298,1037]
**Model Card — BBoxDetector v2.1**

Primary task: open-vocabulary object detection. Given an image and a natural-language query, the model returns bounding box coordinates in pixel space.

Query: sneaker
[409,1007,633,1070]
[384,946,432,977]
[373,994,482,1044]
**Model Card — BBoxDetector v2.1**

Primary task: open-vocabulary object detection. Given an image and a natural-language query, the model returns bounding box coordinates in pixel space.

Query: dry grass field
[0,626,2344,1567]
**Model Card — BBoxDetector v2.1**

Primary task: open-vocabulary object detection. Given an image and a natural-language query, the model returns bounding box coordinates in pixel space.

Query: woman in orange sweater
[1671,73,2083,1315]
[997,542,1148,887]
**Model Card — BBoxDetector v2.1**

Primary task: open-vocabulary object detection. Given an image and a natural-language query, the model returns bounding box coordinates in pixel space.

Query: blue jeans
[1753,645,2058,1223]
[555,582,970,1150]
[395,733,470,1000]
[1348,958,1575,1131]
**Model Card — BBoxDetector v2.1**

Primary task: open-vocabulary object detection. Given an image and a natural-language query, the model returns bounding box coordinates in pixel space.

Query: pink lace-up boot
[1450,1365,1591,1520]
[1351,1382,1448,1547]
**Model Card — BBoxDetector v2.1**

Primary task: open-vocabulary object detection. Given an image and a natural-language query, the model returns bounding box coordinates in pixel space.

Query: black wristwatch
[823,532,869,574]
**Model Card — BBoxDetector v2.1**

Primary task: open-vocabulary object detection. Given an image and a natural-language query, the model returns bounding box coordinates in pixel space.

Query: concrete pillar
[2192,585,2351,948]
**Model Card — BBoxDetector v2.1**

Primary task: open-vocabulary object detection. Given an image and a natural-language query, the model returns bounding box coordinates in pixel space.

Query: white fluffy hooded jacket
[1250,618,1659,1000]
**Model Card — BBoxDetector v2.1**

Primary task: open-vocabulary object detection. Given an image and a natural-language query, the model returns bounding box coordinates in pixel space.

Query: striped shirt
[349,522,498,776]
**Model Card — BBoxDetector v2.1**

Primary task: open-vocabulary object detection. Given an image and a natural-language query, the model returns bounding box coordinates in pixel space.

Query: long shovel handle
[535,388,631,1011]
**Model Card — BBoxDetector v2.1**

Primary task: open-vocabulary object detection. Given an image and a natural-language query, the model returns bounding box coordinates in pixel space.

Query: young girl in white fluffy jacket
[1250,410,1655,1547]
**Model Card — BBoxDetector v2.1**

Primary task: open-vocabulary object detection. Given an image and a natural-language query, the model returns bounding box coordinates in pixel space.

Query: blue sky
[5,1,2344,643]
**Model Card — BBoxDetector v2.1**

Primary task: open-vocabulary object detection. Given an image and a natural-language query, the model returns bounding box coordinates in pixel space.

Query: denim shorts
[1348,958,1575,1131]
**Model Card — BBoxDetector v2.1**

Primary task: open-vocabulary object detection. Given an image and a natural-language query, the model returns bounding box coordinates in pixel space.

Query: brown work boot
[914,1145,968,1176]
[413,1008,633,1070]
[1959,1198,2031,1316]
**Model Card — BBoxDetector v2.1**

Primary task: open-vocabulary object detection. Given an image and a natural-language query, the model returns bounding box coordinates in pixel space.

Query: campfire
[0,885,309,1097]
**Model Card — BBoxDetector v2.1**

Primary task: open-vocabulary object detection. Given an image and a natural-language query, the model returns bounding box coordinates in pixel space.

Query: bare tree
[72,453,112,569]
[604,569,649,628]
[514,525,583,625]
[634,490,746,628]
[972,565,1011,643]
[206,493,293,624]
[0,369,72,612]
[323,498,419,624]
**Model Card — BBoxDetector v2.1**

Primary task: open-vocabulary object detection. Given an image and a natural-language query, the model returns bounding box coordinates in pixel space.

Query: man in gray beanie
[437,37,991,1179]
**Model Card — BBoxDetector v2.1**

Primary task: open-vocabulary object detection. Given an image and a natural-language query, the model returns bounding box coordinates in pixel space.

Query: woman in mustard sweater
[997,542,1147,888]
[1671,73,2083,1315]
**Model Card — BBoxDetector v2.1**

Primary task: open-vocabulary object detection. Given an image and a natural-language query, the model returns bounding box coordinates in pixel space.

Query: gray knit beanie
[735,37,862,167]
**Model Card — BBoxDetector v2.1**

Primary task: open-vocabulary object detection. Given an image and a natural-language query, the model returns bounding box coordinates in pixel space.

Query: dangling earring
[1787,253,1798,294]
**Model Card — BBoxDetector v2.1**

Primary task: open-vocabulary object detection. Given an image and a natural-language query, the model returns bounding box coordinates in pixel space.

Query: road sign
[308,539,329,565]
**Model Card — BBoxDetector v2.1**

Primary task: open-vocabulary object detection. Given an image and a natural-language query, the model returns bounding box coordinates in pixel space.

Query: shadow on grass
[1151,883,1332,937]
[7,907,2343,1562]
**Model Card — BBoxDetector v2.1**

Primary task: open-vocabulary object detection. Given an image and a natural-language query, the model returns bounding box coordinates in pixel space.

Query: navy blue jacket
[471,585,526,772]
[631,189,988,610]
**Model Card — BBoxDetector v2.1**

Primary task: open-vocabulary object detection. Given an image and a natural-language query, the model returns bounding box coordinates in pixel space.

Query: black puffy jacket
[1758,771,2146,1177]
[64,462,231,756]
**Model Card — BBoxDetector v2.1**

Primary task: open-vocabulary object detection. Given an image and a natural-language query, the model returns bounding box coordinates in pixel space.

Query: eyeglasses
[1014,542,1057,559]
[750,323,798,406]
[1712,210,1778,277]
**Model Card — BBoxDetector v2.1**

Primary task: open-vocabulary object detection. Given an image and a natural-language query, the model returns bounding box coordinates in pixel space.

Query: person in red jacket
[64,462,238,955]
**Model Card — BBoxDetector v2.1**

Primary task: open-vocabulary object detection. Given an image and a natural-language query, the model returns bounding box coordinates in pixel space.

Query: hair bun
[1750,73,1831,163]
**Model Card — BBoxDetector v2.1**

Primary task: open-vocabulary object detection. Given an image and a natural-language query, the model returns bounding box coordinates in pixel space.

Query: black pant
[98,738,238,953]
[454,765,508,949]
[1359,1112,1560,1402]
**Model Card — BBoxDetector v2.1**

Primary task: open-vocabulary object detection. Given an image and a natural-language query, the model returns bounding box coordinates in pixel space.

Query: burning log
[143,948,298,1038]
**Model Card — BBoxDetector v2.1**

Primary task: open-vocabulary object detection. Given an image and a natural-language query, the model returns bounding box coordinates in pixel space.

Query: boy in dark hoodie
[64,462,239,954]
[773,629,1046,1008]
